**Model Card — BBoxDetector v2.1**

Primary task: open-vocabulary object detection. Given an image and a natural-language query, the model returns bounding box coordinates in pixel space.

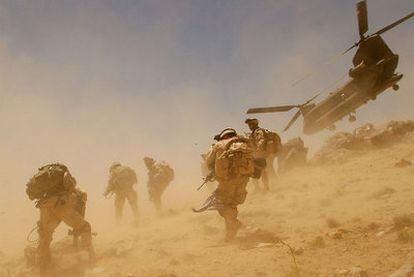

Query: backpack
[159,163,174,184]
[113,166,137,188]
[264,129,282,155]
[26,163,76,200]
[215,138,255,180]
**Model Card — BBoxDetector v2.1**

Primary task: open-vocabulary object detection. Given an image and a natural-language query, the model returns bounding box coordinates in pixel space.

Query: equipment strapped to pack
[192,190,225,213]
[26,163,76,201]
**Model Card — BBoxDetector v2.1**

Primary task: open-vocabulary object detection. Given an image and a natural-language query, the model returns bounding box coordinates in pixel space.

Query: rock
[372,187,396,200]
[395,159,413,168]
[255,242,275,248]
[326,218,341,228]
[367,222,381,230]
[335,269,350,276]
[348,266,368,277]
[389,264,414,277]
[328,230,344,239]
[86,267,105,275]
[328,229,350,240]
[309,236,325,248]
[312,120,414,164]
[353,123,376,140]
[370,120,414,146]
[376,231,386,238]
[293,247,304,255]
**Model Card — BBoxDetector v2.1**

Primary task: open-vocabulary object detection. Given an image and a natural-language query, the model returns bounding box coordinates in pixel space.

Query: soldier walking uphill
[104,163,139,224]
[198,128,263,241]
[144,157,174,212]
[245,118,281,192]
[25,163,95,277]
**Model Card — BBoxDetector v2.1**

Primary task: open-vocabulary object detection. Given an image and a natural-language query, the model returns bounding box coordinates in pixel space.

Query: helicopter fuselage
[302,46,402,135]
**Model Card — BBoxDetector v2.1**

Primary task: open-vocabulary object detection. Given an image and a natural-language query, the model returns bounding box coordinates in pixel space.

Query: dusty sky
[0,0,413,253]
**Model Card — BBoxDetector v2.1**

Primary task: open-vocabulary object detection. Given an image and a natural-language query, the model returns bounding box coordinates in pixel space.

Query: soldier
[278,137,308,173]
[25,163,95,276]
[144,157,174,212]
[104,162,139,224]
[202,128,257,241]
[245,118,281,192]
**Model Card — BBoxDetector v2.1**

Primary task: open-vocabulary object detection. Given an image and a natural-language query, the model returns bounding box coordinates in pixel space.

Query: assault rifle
[196,171,215,191]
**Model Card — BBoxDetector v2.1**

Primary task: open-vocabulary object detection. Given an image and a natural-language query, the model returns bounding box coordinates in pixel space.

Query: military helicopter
[247,1,413,135]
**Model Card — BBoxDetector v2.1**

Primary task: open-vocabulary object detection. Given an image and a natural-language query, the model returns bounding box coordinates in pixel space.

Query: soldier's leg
[261,167,270,191]
[267,156,276,179]
[56,195,95,263]
[114,194,126,223]
[218,206,241,241]
[151,189,162,212]
[216,183,244,241]
[126,190,139,222]
[154,193,162,212]
[37,206,61,277]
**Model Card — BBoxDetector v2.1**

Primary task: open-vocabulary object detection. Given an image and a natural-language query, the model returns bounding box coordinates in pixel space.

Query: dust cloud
[0,0,413,276]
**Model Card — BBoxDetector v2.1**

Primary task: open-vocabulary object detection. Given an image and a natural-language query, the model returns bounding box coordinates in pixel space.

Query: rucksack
[264,129,282,154]
[159,163,174,184]
[26,163,76,200]
[112,166,137,188]
[215,138,255,180]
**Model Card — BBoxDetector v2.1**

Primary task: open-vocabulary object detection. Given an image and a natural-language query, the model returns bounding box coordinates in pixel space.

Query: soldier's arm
[104,176,115,196]
[205,145,216,171]
[254,129,267,151]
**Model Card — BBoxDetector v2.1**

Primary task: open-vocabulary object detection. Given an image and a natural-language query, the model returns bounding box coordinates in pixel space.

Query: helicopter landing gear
[393,84,399,91]
[348,113,357,122]
[327,125,336,131]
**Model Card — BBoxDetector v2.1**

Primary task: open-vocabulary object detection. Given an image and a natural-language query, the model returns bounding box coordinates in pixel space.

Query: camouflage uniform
[248,125,274,191]
[205,131,251,241]
[278,137,308,173]
[27,164,95,276]
[144,158,174,212]
[104,163,139,223]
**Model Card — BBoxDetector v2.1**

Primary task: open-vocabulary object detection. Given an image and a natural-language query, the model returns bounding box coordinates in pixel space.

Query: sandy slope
[2,133,414,277]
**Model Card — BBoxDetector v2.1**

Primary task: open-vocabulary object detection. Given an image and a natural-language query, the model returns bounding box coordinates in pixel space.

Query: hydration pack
[215,138,255,180]
[158,163,175,184]
[112,166,137,188]
[264,129,282,155]
[26,163,76,200]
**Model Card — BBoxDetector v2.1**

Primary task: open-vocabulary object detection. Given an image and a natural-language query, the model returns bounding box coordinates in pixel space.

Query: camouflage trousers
[215,177,249,241]
[37,192,95,277]
[148,183,167,212]
[252,155,275,191]
[114,189,139,222]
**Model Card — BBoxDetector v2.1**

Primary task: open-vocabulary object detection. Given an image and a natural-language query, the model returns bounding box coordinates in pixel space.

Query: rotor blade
[343,42,359,55]
[372,11,414,36]
[247,105,297,114]
[303,93,320,106]
[283,110,301,132]
[357,1,368,38]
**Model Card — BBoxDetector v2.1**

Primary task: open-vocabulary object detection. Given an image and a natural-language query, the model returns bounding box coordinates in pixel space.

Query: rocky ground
[1,121,414,277]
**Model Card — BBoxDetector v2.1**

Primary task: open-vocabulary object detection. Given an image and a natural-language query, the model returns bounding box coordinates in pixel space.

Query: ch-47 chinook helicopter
[247,1,414,135]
